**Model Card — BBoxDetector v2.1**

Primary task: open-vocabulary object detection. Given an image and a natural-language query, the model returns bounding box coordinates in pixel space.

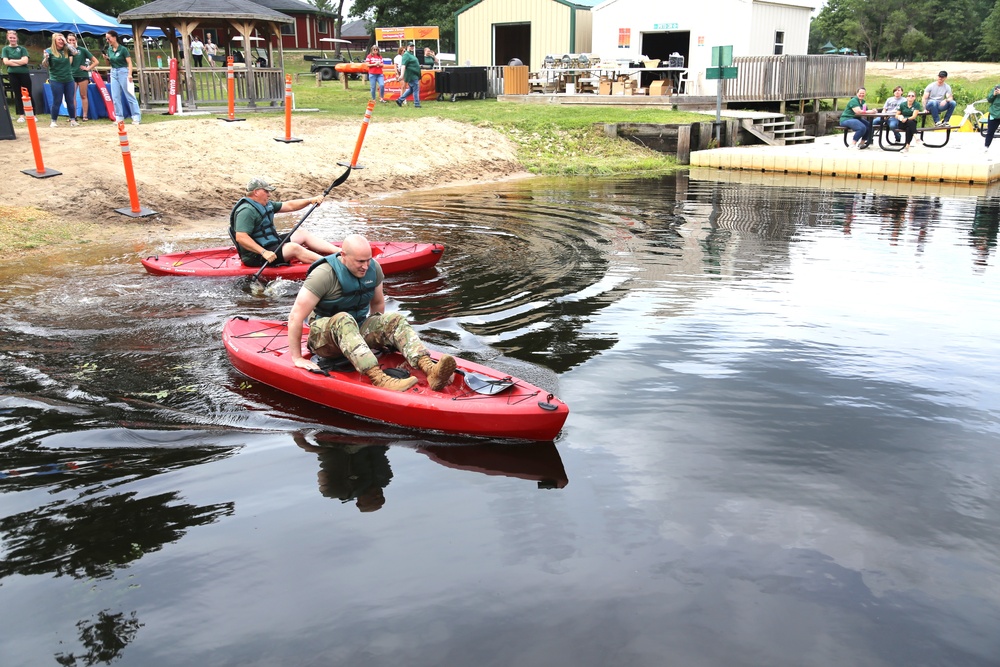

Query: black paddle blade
[464,372,515,395]
[329,165,352,189]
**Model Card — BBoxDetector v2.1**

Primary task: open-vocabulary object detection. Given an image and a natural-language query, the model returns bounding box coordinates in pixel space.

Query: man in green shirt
[230,176,339,267]
[3,29,31,123]
[395,44,422,108]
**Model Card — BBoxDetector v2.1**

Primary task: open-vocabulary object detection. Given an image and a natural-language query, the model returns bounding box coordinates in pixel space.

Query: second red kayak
[141,241,444,279]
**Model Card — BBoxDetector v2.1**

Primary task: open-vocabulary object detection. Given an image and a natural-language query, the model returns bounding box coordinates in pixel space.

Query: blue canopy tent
[0,0,164,36]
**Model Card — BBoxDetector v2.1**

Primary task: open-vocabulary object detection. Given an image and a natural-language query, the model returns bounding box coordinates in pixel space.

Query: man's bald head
[339,234,373,277]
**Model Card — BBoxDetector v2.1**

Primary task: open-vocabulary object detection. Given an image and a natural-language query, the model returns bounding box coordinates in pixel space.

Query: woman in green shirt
[66,34,99,121]
[839,87,873,149]
[2,29,31,123]
[42,33,77,127]
[895,91,923,154]
[104,30,141,125]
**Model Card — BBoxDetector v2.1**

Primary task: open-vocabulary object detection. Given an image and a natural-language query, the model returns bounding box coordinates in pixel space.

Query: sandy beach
[1,113,525,244]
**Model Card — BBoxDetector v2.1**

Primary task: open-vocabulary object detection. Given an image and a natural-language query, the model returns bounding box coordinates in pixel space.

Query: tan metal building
[455,0,599,72]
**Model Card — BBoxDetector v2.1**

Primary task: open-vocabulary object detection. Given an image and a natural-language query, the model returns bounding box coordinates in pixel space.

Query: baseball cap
[246,177,276,192]
[938,70,948,78]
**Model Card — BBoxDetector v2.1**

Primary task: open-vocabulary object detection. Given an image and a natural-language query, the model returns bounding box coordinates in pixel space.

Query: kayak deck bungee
[142,241,444,279]
[222,317,569,441]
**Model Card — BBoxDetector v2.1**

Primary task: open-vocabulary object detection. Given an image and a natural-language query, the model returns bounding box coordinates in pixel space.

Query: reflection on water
[293,431,568,512]
[1,173,999,666]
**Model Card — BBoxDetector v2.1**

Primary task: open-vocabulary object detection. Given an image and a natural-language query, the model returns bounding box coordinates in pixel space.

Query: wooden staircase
[741,114,815,146]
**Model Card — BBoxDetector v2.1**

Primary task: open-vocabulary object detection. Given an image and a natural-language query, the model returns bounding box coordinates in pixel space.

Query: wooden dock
[690,131,1000,185]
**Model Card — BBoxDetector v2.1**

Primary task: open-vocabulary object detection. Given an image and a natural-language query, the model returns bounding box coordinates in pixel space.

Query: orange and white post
[274,74,302,143]
[113,121,156,217]
[338,100,376,171]
[220,56,245,122]
[19,87,61,179]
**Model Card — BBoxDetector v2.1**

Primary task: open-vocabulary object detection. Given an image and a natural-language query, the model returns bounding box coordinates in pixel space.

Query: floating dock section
[690,132,1000,185]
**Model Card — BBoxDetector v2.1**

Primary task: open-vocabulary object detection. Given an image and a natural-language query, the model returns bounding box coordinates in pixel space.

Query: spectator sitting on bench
[840,87,874,150]
[875,86,905,143]
[922,70,956,127]
[895,90,923,154]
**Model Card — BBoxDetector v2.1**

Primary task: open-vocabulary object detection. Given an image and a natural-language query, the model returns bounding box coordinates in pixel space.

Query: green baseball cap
[246,177,276,192]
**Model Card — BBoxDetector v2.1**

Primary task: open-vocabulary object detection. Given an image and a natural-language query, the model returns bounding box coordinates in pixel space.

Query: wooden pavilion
[119,0,294,111]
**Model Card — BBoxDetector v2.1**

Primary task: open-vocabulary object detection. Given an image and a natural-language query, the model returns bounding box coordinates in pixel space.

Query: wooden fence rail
[139,67,285,109]
[721,55,866,108]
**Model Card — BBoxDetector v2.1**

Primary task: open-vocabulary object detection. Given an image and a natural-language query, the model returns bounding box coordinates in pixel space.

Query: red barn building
[251,0,329,49]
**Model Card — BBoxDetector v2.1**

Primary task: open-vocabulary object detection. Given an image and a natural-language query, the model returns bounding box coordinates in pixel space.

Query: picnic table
[841,110,954,151]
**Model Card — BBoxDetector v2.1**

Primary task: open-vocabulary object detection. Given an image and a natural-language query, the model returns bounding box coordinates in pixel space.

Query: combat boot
[417,354,457,391]
[365,367,417,392]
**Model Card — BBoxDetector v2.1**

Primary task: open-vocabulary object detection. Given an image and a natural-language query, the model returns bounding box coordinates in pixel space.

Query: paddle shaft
[250,100,377,282]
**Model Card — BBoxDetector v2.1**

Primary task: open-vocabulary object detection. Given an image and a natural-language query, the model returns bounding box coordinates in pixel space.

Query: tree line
[810,0,1000,61]
[330,0,466,51]
[77,0,465,52]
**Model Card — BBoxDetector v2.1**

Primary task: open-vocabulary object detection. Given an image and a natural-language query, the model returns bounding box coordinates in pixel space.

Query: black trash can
[435,66,488,101]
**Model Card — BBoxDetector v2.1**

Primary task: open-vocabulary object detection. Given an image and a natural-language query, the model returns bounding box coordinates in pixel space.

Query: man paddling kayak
[231,177,340,267]
[287,234,457,392]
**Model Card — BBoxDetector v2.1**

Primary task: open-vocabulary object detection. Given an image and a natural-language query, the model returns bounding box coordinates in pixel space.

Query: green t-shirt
[897,99,923,119]
[840,96,864,123]
[401,51,421,83]
[988,87,1000,119]
[105,44,130,69]
[70,46,95,79]
[234,200,284,236]
[2,45,29,73]
[45,48,74,83]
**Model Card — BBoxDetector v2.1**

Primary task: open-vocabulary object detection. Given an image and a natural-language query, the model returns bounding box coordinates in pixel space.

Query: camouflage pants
[307,312,429,372]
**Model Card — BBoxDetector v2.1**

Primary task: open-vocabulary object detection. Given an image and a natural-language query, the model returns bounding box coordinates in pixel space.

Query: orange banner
[383,68,436,102]
[376,26,440,41]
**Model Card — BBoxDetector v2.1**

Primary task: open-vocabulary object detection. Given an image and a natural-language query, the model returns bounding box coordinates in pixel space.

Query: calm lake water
[1,172,999,667]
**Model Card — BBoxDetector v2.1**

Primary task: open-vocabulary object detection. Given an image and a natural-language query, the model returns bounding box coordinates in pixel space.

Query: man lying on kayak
[286,234,457,392]
[231,177,340,267]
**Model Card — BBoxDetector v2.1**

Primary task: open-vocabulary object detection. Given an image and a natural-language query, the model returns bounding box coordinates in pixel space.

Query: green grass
[0,206,81,251]
[864,75,997,108]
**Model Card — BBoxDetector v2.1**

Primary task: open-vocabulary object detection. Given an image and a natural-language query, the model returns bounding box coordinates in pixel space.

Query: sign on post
[706,67,738,80]
[711,45,733,68]
[707,46,738,145]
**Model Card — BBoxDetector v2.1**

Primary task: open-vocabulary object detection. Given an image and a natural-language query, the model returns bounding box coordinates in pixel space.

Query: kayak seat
[313,355,354,371]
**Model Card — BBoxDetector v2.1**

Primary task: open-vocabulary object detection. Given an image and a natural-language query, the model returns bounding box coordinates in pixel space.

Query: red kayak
[222,317,569,441]
[141,241,444,279]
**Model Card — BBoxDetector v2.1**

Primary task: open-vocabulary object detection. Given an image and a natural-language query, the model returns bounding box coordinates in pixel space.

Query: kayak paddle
[250,99,377,283]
